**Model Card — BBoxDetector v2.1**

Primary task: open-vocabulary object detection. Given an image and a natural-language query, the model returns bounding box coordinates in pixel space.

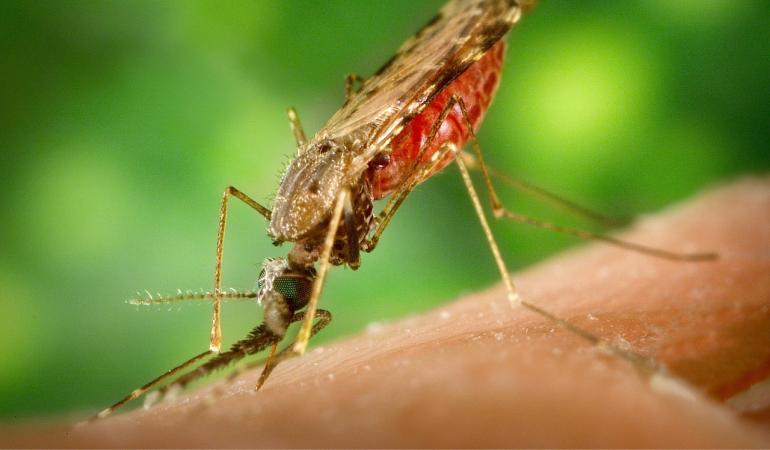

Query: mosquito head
[256,257,315,336]
[269,138,352,242]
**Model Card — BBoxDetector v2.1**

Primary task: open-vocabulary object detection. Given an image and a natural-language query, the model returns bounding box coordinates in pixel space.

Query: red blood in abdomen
[367,40,506,200]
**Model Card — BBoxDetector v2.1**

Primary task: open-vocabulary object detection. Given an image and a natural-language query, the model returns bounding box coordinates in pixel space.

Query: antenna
[128,288,257,306]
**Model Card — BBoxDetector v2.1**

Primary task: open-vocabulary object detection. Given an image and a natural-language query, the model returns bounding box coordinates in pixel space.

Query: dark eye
[274,275,313,309]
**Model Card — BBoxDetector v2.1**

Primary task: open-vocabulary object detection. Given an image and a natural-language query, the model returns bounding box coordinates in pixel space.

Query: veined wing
[315,0,531,172]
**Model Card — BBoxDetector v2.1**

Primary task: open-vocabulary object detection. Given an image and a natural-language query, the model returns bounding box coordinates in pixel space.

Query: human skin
[4,176,770,447]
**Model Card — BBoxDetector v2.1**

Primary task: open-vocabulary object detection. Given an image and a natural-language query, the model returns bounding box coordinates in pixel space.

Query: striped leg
[90,350,212,421]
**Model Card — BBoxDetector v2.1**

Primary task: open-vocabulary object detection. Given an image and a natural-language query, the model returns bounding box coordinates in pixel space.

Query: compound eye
[273,275,313,310]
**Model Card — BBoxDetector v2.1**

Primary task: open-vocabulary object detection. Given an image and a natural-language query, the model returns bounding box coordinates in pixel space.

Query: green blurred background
[1,0,768,419]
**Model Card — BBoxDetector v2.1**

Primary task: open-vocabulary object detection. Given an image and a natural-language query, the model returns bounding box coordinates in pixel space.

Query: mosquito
[92,0,716,421]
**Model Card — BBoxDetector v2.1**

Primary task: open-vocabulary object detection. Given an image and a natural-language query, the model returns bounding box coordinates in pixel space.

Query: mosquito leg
[211,186,273,353]
[343,190,361,269]
[262,343,279,378]
[227,356,268,382]
[460,151,625,228]
[223,311,333,383]
[293,190,348,355]
[226,310,332,386]
[370,140,623,362]
[344,73,366,101]
[257,309,332,389]
[357,92,656,373]
[152,350,250,407]
[90,349,212,421]
[287,107,307,150]
[452,96,717,262]
[152,322,284,403]
[152,312,331,411]
[363,92,465,252]
[454,150,655,372]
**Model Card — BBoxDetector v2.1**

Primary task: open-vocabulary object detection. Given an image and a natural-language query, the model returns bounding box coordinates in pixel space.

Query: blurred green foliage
[1,0,768,419]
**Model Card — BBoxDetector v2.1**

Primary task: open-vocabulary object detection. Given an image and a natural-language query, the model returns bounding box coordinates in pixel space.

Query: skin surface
[4,176,770,447]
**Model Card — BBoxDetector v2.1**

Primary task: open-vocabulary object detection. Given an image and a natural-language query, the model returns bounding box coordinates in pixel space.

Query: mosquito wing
[316,0,531,173]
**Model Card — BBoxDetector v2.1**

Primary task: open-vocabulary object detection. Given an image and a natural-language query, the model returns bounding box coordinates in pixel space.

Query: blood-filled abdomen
[367,40,506,200]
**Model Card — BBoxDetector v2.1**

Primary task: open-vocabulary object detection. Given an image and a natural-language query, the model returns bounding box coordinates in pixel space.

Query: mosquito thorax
[269,139,353,242]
